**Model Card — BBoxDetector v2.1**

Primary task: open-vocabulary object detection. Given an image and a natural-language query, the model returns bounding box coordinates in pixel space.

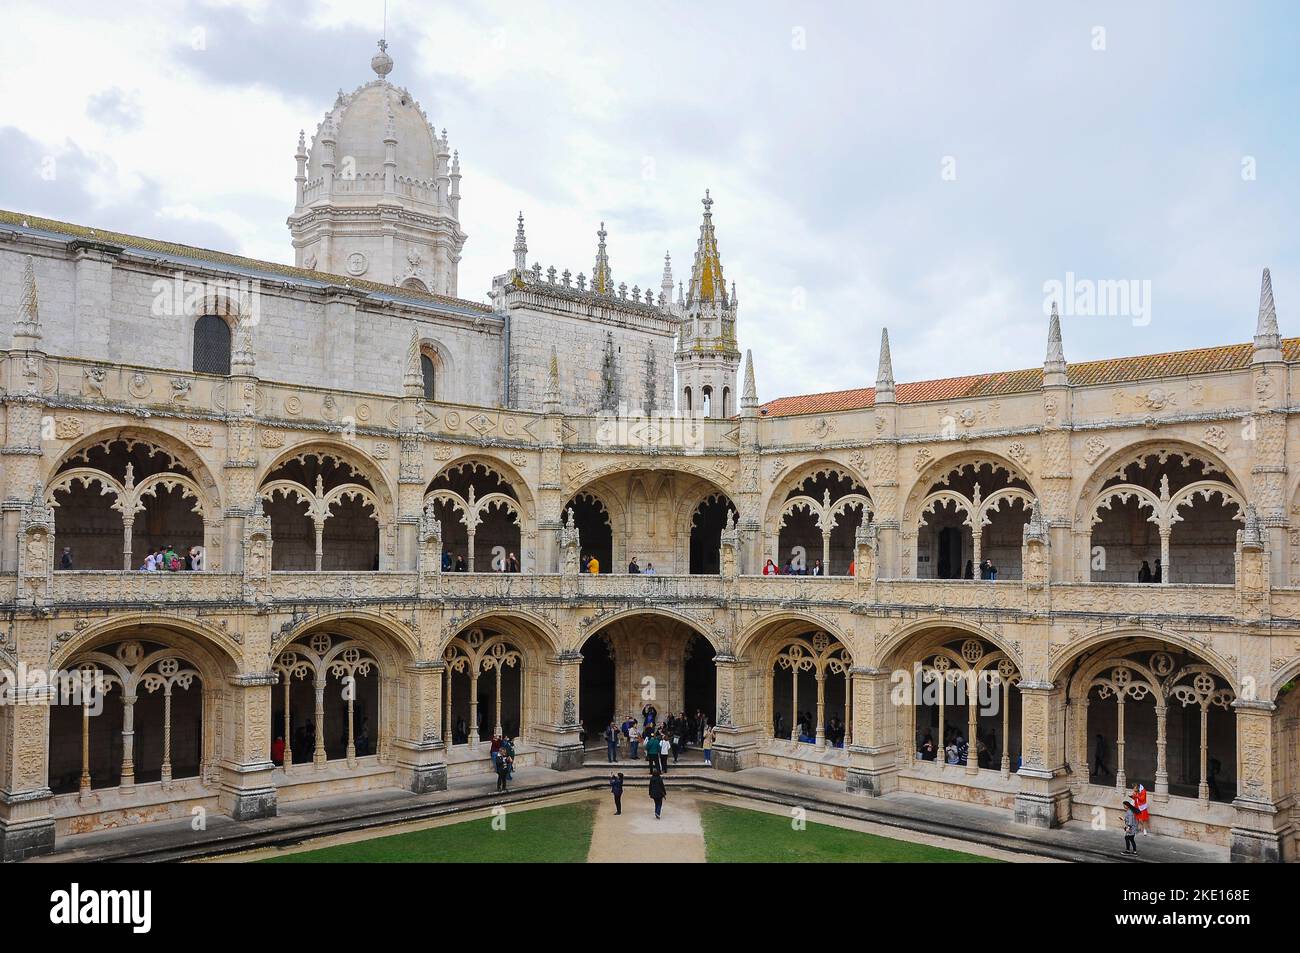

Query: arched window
[684,387,693,414]
[193,315,231,375]
[722,386,731,418]
[421,353,436,400]
[702,386,713,418]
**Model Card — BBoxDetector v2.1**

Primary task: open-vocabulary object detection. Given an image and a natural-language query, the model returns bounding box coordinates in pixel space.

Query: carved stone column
[0,682,56,860]
[218,673,278,821]
[845,667,900,796]
[536,651,584,770]
[393,661,448,794]
[1229,700,1286,862]
[1012,681,1072,829]
[711,654,756,772]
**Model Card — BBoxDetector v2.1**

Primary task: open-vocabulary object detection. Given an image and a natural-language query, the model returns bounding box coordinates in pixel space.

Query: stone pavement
[27,761,1228,863]
[586,786,706,863]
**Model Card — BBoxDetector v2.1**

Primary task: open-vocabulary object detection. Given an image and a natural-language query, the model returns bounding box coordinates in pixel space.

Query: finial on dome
[702,189,713,214]
[371,38,394,79]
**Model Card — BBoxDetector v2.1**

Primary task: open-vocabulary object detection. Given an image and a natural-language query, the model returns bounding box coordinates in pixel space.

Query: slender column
[1115,696,1127,790]
[1000,681,1012,777]
[80,699,93,796]
[1198,704,1210,803]
[444,668,453,746]
[907,682,917,766]
[971,526,982,578]
[1159,527,1171,584]
[467,528,476,572]
[1078,697,1091,778]
[845,672,853,746]
[815,671,826,747]
[791,667,799,742]
[122,517,135,570]
[937,676,946,765]
[346,688,356,767]
[313,677,326,766]
[314,521,324,572]
[120,694,137,791]
[1155,704,1169,799]
[468,671,480,748]
[821,529,831,577]
[494,665,504,737]
[966,672,979,774]
[281,676,293,773]
[160,686,174,784]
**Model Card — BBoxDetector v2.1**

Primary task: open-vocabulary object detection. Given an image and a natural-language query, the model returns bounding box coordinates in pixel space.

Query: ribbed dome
[305,43,442,192]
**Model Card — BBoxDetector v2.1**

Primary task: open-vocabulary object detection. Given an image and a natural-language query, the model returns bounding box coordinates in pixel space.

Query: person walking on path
[609,772,624,814]
[1122,800,1138,855]
[657,731,670,774]
[605,722,620,763]
[628,721,641,760]
[703,726,714,766]
[648,769,666,819]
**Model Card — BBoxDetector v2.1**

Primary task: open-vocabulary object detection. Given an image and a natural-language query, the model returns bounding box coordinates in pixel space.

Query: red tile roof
[758,339,1300,417]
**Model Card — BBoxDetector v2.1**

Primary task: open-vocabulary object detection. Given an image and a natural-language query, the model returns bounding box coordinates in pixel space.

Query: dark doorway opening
[689,494,733,574]
[683,634,716,723]
[579,634,617,742]
[938,527,963,579]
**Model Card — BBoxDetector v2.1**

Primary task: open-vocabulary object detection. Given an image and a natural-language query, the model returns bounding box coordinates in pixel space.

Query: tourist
[1153,559,1163,583]
[657,731,670,774]
[1122,800,1138,855]
[496,750,511,792]
[848,558,855,575]
[1131,781,1150,834]
[695,710,706,746]
[442,548,453,572]
[490,733,503,773]
[605,722,620,762]
[645,731,660,771]
[979,559,997,580]
[1138,560,1152,583]
[763,558,777,575]
[642,703,657,728]
[702,726,714,765]
[648,768,666,819]
[628,556,640,574]
[609,771,624,815]
[271,735,285,766]
[643,562,656,574]
[628,720,641,759]
[189,545,204,571]
[455,554,467,572]
[588,554,600,574]
[670,725,681,764]
[60,547,74,570]
[506,552,520,572]
[920,733,936,761]
[502,736,516,778]
[811,559,823,576]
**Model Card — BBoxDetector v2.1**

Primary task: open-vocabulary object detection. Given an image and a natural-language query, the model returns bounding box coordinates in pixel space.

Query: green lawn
[699,802,1001,863]
[260,800,596,863]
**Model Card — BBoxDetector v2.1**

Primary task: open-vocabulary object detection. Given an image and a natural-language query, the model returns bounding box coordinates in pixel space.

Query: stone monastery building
[0,40,1298,862]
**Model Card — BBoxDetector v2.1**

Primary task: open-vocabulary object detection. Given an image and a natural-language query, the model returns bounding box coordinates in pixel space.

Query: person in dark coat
[496,751,511,792]
[609,772,624,815]
[648,769,666,819]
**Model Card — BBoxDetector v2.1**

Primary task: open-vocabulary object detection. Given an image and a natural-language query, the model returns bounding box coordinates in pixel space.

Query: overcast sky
[2,0,1298,402]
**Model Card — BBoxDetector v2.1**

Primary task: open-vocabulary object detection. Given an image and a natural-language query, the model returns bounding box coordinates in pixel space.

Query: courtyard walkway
[586,788,706,863]
[28,762,1229,863]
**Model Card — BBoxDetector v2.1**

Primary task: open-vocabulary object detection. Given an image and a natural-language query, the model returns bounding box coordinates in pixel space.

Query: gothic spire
[660,251,674,307]
[404,327,424,396]
[513,212,528,273]
[13,255,42,346]
[593,222,612,295]
[1044,301,1067,383]
[742,348,758,410]
[686,190,727,308]
[875,327,895,402]
[543,345,561,412]
[1255,267,1280,349]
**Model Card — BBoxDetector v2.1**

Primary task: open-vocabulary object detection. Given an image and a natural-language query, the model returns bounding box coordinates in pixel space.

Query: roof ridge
[0,208,494,313]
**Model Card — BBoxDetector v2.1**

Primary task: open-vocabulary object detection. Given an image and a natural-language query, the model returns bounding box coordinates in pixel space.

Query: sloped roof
[758,339,1300,418]
[0,209,494,316]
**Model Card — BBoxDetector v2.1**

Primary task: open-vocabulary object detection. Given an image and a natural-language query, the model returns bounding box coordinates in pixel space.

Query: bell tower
[674,191,741,417]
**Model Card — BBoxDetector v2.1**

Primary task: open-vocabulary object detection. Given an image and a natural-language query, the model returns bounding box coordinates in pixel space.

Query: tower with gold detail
[288,40,467,295]
[675,191,741,417]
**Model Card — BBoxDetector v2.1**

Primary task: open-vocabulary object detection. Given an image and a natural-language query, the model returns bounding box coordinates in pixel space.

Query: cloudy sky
[2,0,1297,401]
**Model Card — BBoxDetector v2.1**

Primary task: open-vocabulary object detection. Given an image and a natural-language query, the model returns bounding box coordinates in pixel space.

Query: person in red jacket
[271,735,285,766]
[763,558,777,575]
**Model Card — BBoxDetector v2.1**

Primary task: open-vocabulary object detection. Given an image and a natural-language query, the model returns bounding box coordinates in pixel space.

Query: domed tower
[288,40,467,295]
[674,190,741,417]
